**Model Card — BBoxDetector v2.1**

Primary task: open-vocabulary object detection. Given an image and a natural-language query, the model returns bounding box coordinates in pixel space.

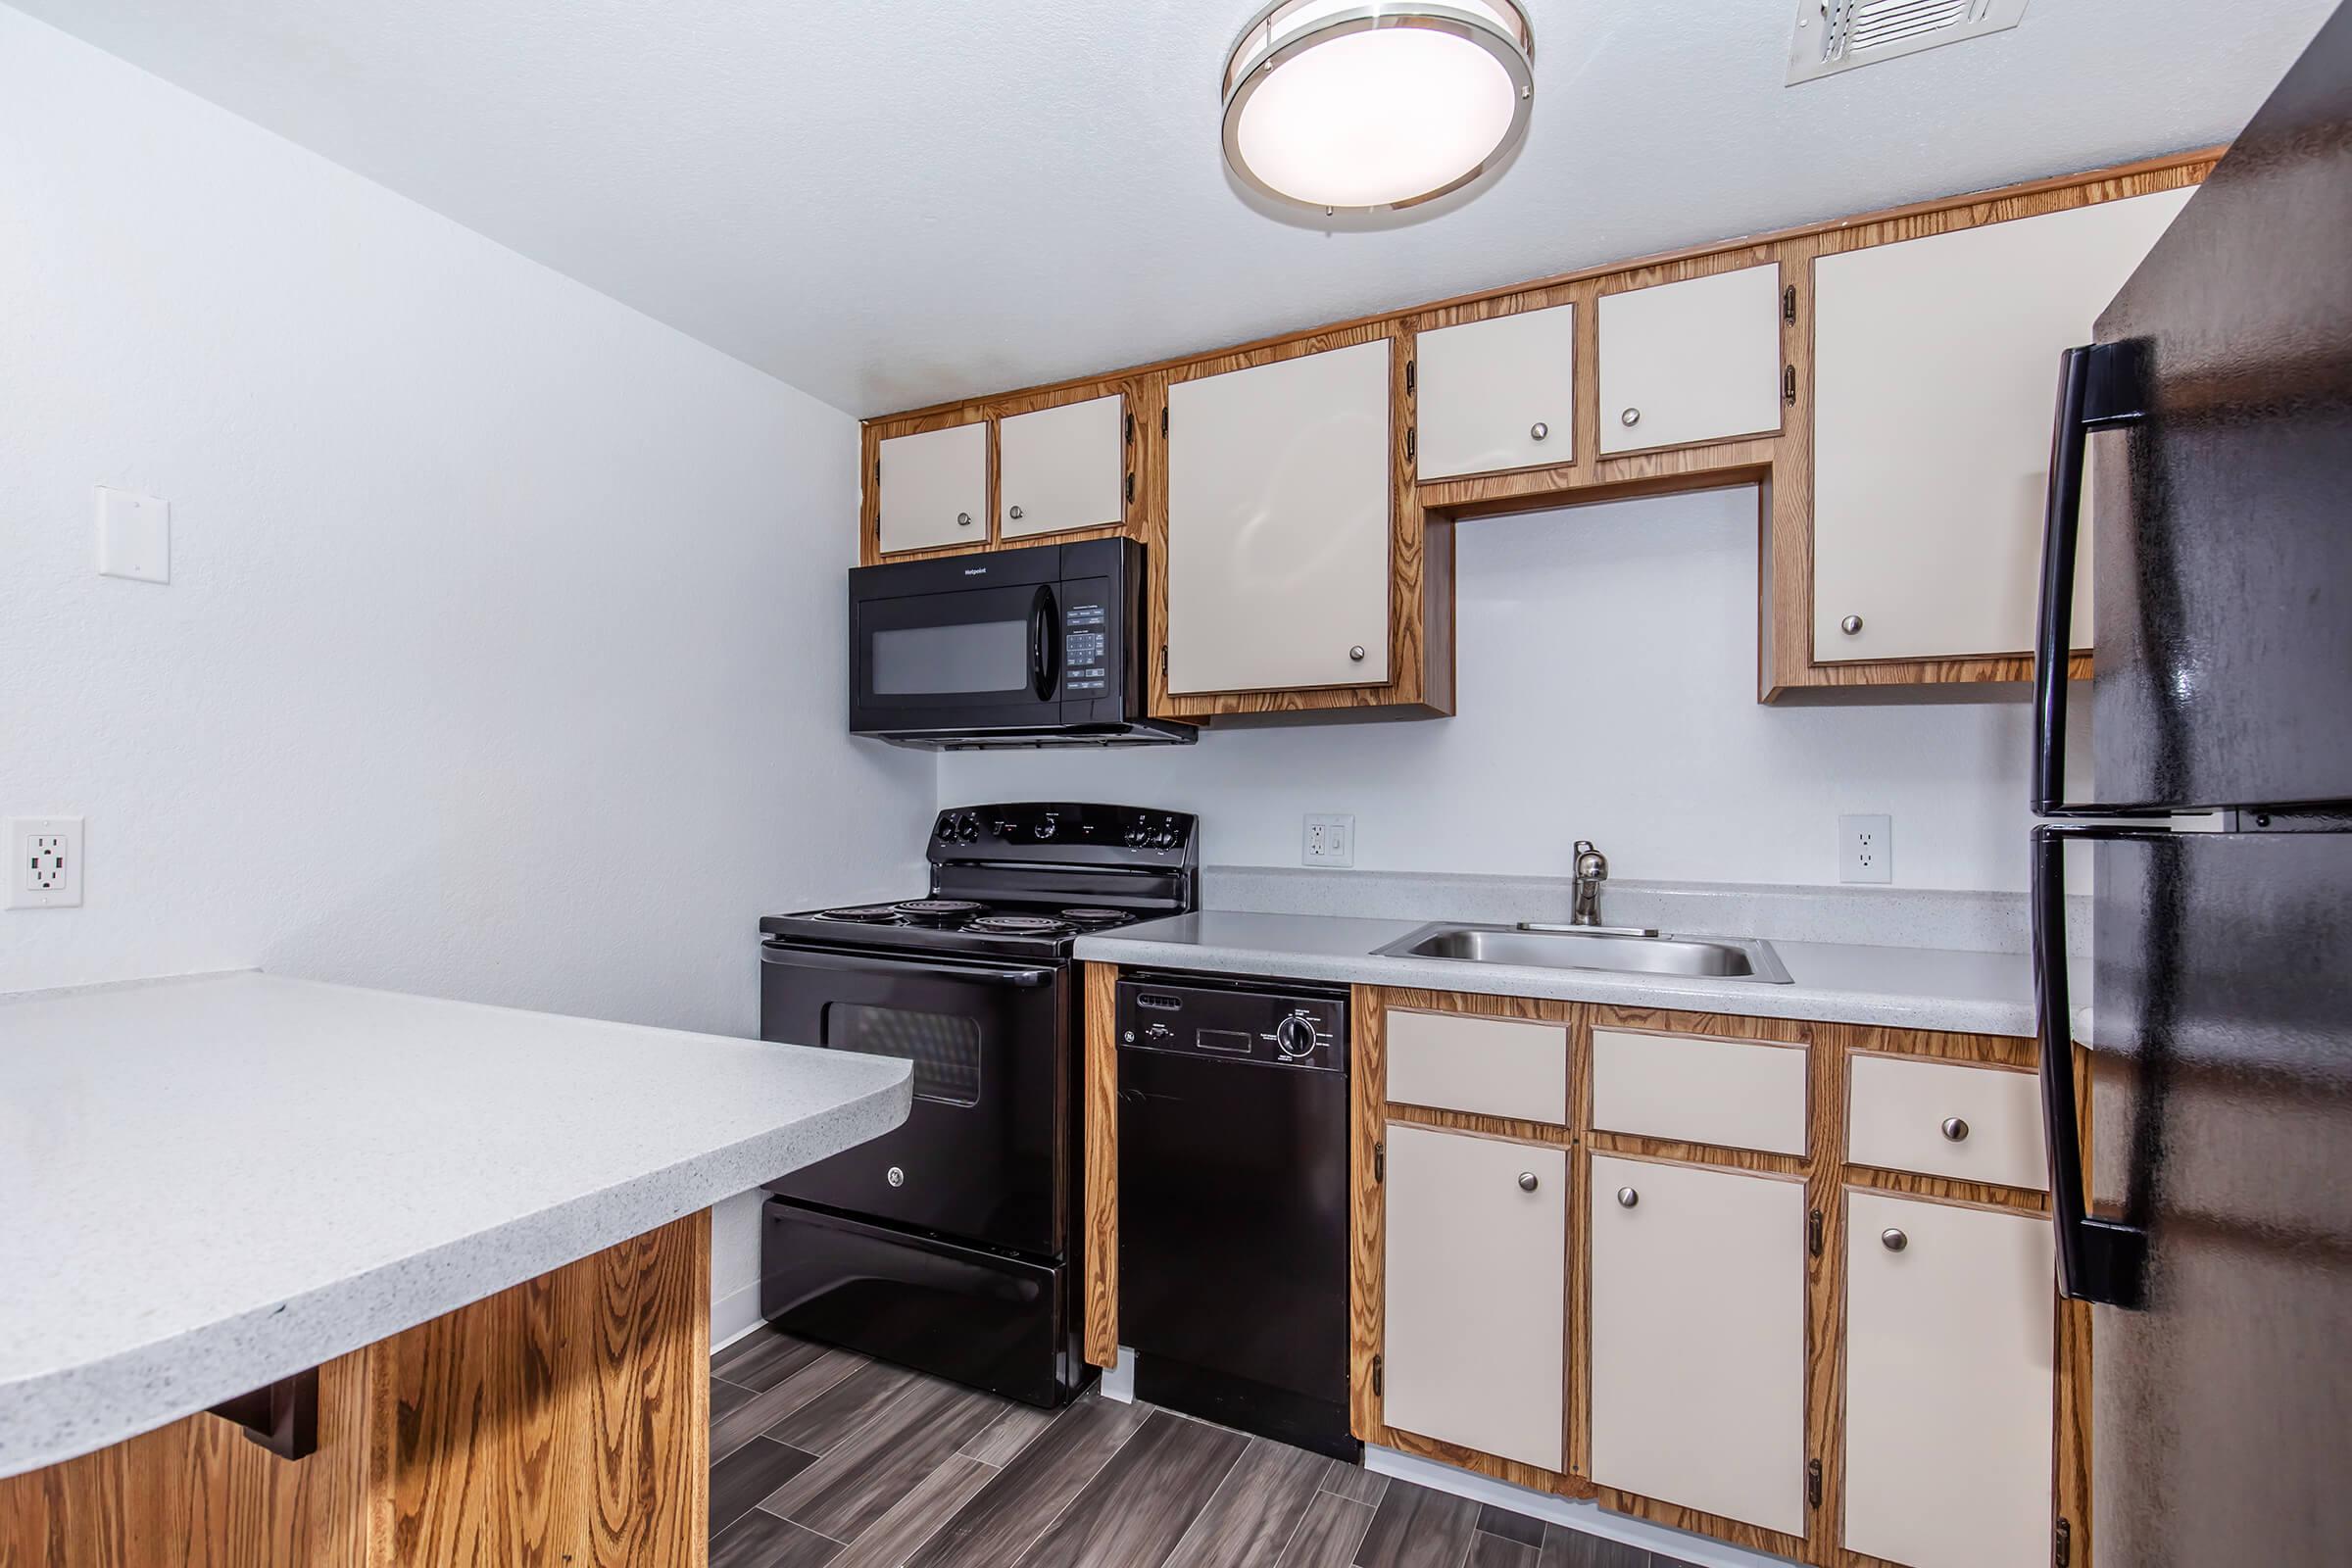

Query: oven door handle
[760,942,1056,989]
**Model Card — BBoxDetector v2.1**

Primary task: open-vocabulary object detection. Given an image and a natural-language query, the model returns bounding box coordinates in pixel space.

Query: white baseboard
[710,1284,766,1353]
[1099,1347,1136,1404]
[1364,1447,1796,1568]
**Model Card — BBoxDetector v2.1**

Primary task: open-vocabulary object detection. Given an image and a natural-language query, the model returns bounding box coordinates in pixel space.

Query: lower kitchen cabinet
[1383,1122,1567,1472]
[1843,1191,2057,1568]
[1588,1154,1807,1539]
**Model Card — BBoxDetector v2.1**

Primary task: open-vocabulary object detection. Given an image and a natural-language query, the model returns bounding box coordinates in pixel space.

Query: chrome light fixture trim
[1220,0,1537,215]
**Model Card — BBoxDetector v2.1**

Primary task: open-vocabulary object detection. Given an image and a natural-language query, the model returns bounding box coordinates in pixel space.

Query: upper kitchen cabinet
[1413,297,1577,480]
[1160,328,1451,716]
[1596,263,1785,456]
[997,390,1130,542]
[1808,185,2194,667]
[871,416,989,557]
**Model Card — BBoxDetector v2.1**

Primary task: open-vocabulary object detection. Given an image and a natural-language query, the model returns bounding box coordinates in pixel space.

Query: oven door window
[855,582,1051,713]
[823,1002,981,1106]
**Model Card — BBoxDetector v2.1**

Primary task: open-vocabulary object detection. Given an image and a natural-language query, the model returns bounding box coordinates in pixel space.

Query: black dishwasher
[1116,972,1357,1460]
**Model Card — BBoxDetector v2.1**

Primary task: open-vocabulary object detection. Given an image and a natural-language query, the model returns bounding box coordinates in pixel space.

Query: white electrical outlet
[9,816,84,908]
[1302,813,1355,868]
[1839,813,1892,884]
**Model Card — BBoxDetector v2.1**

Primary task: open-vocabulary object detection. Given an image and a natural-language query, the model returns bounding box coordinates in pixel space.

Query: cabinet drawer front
[1810,186,2192,662]
[1384,1125,1567,1472]
[1595,263,1783,456]
[999,394,1125,540]
[1166,339,1393,694]
[1387,1008,1568,1124]
[1844,1193,2055,1568]
[1591,1028,1807,1154]
[877,421,988,554]
[1414,304,1577,479]
[1848,1054,2047,1191]
[1589,1156,1806,1537]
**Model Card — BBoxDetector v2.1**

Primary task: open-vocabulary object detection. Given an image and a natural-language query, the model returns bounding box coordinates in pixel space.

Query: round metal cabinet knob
[1518,1172,1540,1193]
[887,1166,906,1189]
[1616,1187,1640,1208]
[956,512,974,528]
[1007,505,1025,521]
[1941,1116,1971,1142]
[1620,408,1641,426]
[1840,614,1864,635]
[1882,1227,1908,1251]
[1529,421,1549,442]
[1348,645,1367,662]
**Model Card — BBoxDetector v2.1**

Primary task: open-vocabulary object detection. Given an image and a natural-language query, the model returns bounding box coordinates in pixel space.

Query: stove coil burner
[967,914,1069,935]
[895,899,985,923]
[1059,908,1129,927]
[813,904,906,923]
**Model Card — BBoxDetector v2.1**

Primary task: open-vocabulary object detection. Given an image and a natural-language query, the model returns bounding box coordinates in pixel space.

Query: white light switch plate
[96,486,170,583]
[9,816,84,908]
[1303,813,1355,867]
[1839,813,1892,884]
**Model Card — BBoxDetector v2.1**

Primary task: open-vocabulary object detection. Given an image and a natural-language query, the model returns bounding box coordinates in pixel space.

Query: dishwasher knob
[1273,1016,1318,1060]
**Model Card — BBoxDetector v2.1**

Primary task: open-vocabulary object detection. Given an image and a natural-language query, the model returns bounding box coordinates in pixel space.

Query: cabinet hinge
[1404,428,1416,464]
[1373,1140,1385,1183]
[1124,412,1135,444]
[1783,365,1798,406]
[1405,359,1415,396]
[1808,1207,1824,1257]
[1126,471,1135,505]
[1807,1458,1823,1509]
[1782,283,1797,324]
[1371,1354,1384,1397]
[2053,1518,2072,1568]
[1160,643,1169,677]
[1161,406,1168,437]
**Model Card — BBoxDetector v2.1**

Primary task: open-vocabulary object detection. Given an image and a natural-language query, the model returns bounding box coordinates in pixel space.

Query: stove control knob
[1274,1016,1317,1060]
[1033,816,1058,841]
[956,815,980,844]
[1149,826,1179,849]
[1123,821,1150,847]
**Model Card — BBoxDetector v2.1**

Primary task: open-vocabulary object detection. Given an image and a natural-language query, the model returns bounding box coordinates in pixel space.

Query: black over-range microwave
[848,538,1196,748]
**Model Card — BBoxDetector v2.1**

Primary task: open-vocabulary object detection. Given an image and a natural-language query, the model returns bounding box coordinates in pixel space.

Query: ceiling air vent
[1788,0,2031,85]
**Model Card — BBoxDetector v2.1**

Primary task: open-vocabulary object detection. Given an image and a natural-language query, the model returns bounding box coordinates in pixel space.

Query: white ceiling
[16,0,2334,416]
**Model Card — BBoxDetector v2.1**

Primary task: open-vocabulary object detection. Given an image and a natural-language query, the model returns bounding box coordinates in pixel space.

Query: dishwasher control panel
[1115,975,1348,1072]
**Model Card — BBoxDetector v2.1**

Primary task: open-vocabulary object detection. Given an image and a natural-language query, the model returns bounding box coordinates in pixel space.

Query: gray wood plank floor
[709,1328,1700,1568]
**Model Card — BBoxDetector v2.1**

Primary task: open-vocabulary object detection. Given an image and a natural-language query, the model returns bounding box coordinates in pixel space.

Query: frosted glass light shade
[1222,0,1535,213]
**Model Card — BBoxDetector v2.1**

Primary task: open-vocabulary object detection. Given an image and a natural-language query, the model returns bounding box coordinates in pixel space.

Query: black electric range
[753,802,1198,1406]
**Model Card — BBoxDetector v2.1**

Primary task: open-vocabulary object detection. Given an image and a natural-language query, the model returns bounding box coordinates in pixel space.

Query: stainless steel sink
[1372,922,1793,983]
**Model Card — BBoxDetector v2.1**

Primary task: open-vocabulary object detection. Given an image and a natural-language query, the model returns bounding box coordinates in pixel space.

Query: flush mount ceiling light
[1221,1,1536,214]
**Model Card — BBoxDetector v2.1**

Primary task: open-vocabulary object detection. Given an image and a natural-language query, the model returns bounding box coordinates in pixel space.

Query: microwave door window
[872,619,1029,695]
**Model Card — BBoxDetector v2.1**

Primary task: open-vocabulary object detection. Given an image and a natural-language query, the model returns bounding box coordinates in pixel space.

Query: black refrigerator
[2028,6,2352,1563]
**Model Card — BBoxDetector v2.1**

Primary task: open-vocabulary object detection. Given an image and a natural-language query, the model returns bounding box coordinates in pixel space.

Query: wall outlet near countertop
[1302,812,1355,867]
[9,816,84,908]
[1839,813,1892,884]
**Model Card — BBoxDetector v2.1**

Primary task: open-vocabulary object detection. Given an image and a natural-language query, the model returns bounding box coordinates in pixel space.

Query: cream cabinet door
[999,394,1125,540]
[1415,304,1576,479]
[1812,187,2191,662]
[1589,1155,1805,1538]
[1596,264,1784,455]
[1845,1192,2056,1568]
[1166,340,1392,694]
[1383,1124,1567,1472]
[876,421,988,554]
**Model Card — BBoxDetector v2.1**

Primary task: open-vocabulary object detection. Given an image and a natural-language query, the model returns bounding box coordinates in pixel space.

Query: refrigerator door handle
[2033,341,2152,817]
[2032,822,2151,1308]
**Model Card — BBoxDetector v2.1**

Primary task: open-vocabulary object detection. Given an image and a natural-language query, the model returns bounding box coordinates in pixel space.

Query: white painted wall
[0,10,933,1336]
[945,486,2085,893]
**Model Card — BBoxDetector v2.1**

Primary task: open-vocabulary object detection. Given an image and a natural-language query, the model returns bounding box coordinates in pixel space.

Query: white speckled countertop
[1076,909,2082,1039]
[0,970,911,1480]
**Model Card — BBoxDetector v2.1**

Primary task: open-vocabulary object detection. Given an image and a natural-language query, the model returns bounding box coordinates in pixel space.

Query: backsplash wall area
[941,485,2090,894]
